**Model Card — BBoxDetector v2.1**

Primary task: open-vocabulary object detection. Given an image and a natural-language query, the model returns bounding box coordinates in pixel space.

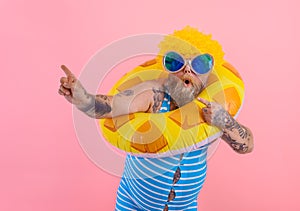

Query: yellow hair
[157,26,225,70]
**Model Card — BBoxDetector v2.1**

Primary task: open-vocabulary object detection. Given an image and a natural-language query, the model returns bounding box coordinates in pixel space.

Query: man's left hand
[197,97,231,130]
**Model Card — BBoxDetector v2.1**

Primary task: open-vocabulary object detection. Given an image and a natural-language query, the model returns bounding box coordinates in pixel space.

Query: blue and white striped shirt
[115,93,208,211]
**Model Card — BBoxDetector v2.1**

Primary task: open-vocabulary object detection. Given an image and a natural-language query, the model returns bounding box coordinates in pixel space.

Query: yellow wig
[157,26,225,70]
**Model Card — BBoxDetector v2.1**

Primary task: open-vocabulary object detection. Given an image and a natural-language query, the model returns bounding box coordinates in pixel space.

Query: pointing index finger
[61,65,74,77]
[197,97,210,106]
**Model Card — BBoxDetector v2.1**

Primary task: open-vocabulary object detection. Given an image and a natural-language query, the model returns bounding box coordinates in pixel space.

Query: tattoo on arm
[152,88,165,113]
[221,132,250,153]
[93,95,112,118]
[218,112,248,138]
[214,109,253,153]
[78,94,112,119]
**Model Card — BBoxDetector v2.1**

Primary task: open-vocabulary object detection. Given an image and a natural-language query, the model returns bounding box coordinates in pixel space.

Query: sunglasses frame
[163,51,214,75]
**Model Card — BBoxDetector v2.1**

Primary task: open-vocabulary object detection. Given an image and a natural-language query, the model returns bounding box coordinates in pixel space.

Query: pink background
[1,0,299,210]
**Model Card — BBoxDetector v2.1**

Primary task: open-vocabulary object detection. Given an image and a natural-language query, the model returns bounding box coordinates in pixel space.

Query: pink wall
[1,0,299,210]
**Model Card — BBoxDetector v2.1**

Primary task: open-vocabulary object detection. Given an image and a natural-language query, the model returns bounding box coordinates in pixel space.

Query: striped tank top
[116,93,208,211]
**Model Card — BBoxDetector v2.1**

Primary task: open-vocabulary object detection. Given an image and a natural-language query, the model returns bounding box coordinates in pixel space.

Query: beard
[163,74,203,107]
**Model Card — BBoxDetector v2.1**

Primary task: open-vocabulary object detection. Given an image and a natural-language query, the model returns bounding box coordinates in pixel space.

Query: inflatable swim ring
[99,58,244,158]
[99,26,245,158]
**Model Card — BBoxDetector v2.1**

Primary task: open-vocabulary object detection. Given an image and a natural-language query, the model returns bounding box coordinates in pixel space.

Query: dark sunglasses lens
[164,52,185,72]
[191,54,213,74]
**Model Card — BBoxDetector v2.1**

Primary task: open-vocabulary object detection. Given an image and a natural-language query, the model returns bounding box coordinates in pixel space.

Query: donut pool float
[99,56,244,158]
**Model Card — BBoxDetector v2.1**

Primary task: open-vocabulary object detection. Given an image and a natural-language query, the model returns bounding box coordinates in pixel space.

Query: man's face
[163,55,211,107]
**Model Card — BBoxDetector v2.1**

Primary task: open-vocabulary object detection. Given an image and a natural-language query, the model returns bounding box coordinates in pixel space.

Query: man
[58,27,253,210]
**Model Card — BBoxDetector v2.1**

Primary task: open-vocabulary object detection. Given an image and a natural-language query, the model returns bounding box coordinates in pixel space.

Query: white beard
[163,74,203,107]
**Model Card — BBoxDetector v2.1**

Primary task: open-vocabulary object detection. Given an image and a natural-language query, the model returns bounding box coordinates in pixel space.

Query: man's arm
[58,65,159,119]
[215,111,254,154]
[198,97,254,154]
[77,84,156,119]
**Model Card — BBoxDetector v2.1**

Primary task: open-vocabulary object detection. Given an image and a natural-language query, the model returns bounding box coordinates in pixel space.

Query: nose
[183,63,192,74]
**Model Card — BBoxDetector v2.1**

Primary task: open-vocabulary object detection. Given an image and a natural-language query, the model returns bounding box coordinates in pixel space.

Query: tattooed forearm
[211,108,253,153]
[77,94,112,119]
[221,123,254,154]
[216,111,248,139]
[221,132,249,153]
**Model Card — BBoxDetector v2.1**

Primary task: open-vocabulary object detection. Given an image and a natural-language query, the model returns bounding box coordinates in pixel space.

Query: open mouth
[183,79,192,87]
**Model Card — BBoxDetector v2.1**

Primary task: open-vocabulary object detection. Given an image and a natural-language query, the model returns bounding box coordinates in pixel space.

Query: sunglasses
[163,51,214,75]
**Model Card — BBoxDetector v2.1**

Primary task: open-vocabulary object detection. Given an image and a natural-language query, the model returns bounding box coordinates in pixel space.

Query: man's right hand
[58,65,91,107]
